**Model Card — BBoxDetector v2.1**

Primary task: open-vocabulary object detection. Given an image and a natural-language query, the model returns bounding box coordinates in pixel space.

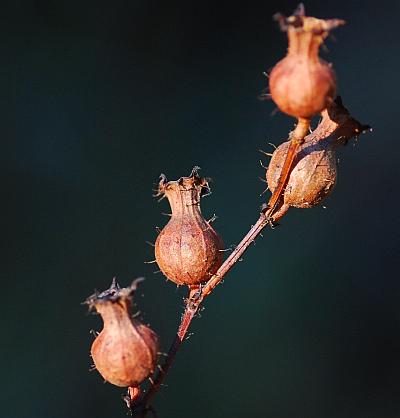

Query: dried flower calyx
[155,167,224,286]
[269,4,345,119]
[266,97,370,220]
[86,278,159,387]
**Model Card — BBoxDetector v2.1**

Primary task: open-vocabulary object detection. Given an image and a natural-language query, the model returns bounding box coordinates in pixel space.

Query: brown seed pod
[266,97,370,220]
[267,134,337,210]
[155,168,223,286]
[269,5,344,119]
[86,279,159,387]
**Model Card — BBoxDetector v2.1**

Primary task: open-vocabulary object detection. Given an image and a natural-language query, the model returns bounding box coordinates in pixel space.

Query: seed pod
[269,5,344,118]
[266,97,370,220]
[267,134,337,211]
[155,168,223,286]
[86,279,159,387]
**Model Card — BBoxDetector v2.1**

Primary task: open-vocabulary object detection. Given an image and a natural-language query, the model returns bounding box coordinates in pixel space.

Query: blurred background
[3,0,400,417]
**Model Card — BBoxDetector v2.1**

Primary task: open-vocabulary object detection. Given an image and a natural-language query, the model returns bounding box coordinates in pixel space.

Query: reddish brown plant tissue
[86,279,159,387]
[266,97,369,220]
[84,6,371,413]
[269,5,344,119]
[155,168,223,286]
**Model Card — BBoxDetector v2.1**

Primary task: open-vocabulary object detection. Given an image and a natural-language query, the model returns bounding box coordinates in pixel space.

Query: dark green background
[3,1,399,417]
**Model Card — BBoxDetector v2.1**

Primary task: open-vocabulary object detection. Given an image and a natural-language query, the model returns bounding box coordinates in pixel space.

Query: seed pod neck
[158,172,209,218]
[86,278,142,327]
[287,28,321,61]
[95,299,131,327]
[286,16,342,59]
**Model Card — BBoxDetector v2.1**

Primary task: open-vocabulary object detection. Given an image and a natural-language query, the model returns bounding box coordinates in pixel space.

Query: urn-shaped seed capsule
[86,279,159,387]
[155,168,223,286]
[267,135,338,211]
[266,97,370,220]
[269,5,344,119]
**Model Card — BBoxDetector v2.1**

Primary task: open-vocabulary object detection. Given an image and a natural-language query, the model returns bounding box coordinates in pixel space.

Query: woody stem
[131,99,369,415]
[137,211,271,412]
[138,288,198,409]
[136,118,309,412]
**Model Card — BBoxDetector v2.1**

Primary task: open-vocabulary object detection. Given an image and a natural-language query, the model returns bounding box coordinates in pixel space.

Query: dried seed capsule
[155,168,223,286]
[266,97,369,220]
[86,279,159,387]
[269,6,344,118]
[267,135,337,210]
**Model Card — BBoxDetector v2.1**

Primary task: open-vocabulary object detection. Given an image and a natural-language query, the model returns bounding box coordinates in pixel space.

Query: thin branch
[137,211,270,413]
[266,117,310,219]
[130,97,370,416]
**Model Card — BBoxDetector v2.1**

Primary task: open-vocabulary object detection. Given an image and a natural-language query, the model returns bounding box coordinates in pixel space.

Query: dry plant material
[155,168,223,286]
[269,4,344,119]
[86,279,159,387]
[84,5,370,416]
[266,97,370,220]
[135,99,369,414]
[266,4,345,220]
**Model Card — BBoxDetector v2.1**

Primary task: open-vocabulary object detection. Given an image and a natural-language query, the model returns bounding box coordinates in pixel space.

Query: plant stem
[266,117,310,219]
[130,99,369,415]
[133,119,308,414]
[139,287,199,409]
[136,212,270,413]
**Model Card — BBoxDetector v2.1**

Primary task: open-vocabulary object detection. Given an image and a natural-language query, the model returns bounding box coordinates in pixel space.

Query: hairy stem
[130,98,369,415]
[133,212,269,414]
[139,288,198,409]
